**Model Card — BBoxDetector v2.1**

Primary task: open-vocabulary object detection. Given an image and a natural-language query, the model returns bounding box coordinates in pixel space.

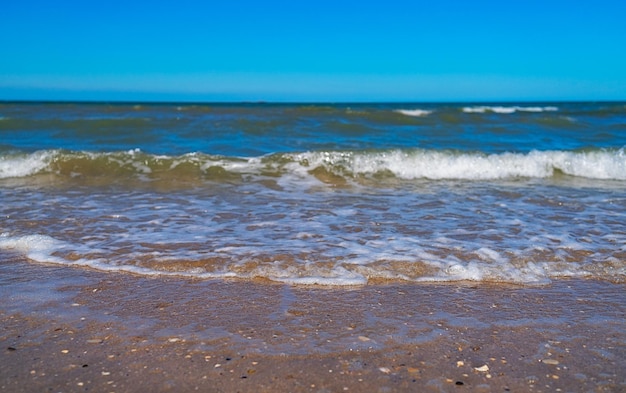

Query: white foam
[260,263,368,286]
[443,261,486,281]
[367,150,554,180]
[549,149,626,180]
[2,223,624,285]
[272,274,368,286]
[295,149,626,181]
[0,232,244,279]
[0,151,53,179]
[0,233,68,263]
[463,106,558,114]
[474,247,503,262]
[394,109,433,117]
[433,257,552,285]
[4,147,623,183]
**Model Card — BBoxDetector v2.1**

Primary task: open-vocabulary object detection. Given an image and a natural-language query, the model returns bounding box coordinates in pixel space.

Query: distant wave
[462,106,558,114]
[394,109,433,117]
[1,148,625,182]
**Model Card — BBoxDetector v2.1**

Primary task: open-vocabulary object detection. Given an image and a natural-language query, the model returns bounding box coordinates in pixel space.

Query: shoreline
[1,256,625,392]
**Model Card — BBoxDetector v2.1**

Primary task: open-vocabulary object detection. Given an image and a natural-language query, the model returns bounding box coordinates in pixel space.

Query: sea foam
[3,148,625,182]
[0,233,68,264]
[296,149,626,181]
[462,106,558,114]
[0,151,53,179]
[394,109,433,117]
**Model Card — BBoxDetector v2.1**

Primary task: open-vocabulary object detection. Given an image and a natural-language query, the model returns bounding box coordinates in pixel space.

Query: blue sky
[1,0,625,102]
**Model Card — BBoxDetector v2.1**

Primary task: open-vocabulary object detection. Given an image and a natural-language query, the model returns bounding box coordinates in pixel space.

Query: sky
[1,0,625,102]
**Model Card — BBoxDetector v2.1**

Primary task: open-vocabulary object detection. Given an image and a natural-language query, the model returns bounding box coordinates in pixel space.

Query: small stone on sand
[86,339,102,344]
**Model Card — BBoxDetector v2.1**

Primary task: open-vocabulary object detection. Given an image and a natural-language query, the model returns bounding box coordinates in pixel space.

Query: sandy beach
[1,255,624,392]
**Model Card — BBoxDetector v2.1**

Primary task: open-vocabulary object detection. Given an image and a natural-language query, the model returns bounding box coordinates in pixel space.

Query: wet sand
[1,256,625,392]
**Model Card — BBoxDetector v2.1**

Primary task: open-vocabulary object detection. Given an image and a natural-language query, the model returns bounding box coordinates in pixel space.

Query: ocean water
[1,102,625,285]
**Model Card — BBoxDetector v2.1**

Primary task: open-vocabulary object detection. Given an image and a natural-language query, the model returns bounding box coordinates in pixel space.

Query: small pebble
[474,365,489,372]
[379,367,391,374]
[61,349,69,354]
[542,359,559,365]
[358,336,371,342]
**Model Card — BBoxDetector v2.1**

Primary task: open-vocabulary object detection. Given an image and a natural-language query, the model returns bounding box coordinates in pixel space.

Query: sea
[1,102,625,286]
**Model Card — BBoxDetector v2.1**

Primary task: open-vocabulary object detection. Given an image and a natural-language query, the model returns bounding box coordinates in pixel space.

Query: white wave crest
[0,150,54,179]
[394,109,433,117]
[299,149,626,180]
[463,106,558,114]
[3,148,625,182]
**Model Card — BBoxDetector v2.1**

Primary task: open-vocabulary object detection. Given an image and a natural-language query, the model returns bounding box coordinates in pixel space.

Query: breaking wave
[462,106,559,114]
[1,148,625,183]
[394,109,433,117]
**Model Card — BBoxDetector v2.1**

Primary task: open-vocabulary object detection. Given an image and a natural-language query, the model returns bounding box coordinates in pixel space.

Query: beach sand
[1,255,624,392]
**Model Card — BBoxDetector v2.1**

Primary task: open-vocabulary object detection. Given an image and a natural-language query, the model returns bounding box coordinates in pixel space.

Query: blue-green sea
[1,102,625,285]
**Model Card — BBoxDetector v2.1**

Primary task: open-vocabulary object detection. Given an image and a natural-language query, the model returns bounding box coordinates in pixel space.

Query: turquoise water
[1,102,625,285]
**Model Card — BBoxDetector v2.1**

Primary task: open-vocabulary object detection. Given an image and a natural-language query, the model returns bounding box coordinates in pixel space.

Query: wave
[394,109,433,117]
[296,149,626,180]
[462,106,558,114]
[2,233,624,285]
[1,148,625,182]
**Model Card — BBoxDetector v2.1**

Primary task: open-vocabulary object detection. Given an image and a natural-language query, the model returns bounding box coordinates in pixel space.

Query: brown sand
[1,255,625,392]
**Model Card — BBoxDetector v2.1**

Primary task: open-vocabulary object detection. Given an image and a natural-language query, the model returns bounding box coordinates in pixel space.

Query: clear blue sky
[1,0,625,102]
